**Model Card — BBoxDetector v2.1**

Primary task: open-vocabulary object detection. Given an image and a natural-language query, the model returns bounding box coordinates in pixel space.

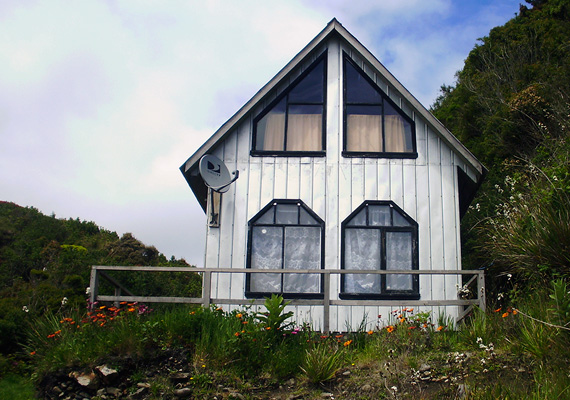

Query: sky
[0,0,522,266]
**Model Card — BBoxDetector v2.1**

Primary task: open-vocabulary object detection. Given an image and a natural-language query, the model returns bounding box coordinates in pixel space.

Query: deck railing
[89,266,485,332]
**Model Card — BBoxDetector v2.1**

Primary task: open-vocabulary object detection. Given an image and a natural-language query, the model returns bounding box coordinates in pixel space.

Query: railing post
[89,266,99,310]
[323,272,330,334]
[202,270,212,308]
[478,270,486,312]
[114,287,121,308]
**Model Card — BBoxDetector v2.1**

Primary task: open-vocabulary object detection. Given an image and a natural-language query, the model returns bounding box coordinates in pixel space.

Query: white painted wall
[202,38,478,332]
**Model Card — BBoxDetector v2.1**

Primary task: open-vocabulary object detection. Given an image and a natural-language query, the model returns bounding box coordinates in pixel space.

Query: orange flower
[502,312,509,318]
[400,317,406,323]
[265,327,271,330]
[99,306,106,310]
[128,307,136,312]
[30,351,36,356]
[343,340,353,347]
[494,307,502,313]
[436,326,444,331]
[236,313,243,319]
[512,309,518,315]
[54,330,61,335]
[335,334,344,339]
[190,311,196,315]
[367,330,374,335]
[242,321,248,325]
[386,325,395,333]
[234,332,240,337]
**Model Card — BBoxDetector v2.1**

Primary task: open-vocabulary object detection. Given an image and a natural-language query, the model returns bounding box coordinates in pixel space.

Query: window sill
[250,150,326,157]
[245,291,324,299]
[342,151,418,159]
[339,292,421,301]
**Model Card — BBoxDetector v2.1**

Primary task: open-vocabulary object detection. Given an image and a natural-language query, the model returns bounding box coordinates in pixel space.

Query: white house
[180,19,485,332]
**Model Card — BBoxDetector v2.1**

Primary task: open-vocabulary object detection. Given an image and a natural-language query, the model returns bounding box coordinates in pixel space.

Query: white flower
[85,287,91,295]
[390,386,398,392]
[22,306,29,313]
[61,297,68,306]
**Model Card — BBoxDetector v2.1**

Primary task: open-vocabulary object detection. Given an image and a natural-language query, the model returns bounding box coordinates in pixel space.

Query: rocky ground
[37,346,533,400]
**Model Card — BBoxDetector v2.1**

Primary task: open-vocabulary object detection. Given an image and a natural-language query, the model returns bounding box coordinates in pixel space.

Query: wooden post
[478,271,486,312]
[89,266,99,310]
[114,287,121,308]
[323,272,330,334]
[202,270,212,308]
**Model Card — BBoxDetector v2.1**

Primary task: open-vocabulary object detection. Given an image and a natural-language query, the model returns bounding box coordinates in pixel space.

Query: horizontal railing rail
[89,266,485,332]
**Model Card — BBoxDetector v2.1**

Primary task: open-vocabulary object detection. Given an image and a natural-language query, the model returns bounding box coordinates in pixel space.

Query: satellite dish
[198,154,239,193]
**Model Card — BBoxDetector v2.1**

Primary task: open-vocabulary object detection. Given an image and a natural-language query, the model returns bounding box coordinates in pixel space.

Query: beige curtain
[287,114,322,151]
[260,113,285,151]
[384,115,406,152]
[346,114,382,152]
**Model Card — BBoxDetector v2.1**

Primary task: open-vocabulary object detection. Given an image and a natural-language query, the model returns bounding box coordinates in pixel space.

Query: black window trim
[251,53,328,157]
[245,199,325,299]
[342,52,418,159]
[340,200,420,300]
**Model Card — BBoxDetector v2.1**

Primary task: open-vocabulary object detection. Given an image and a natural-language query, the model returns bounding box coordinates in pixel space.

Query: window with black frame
[252,55,326,155]
[341,201,419,299]
[246,200,324,298]
[343,54,416,158]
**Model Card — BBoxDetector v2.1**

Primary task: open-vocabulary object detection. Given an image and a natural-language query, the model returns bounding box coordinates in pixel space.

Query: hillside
[0,201,201,356]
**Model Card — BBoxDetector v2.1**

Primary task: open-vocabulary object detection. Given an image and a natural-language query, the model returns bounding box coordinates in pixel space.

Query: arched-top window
[343,53,417,158]
[341,201,419,299]
[252,55,326,156]
[246,200,324,298]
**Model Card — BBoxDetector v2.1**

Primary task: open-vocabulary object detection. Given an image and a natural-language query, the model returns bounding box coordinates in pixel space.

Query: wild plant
[300,342,344,384]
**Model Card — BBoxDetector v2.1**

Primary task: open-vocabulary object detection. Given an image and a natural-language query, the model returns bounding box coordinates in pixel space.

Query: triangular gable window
[252,55,326,155]
[343,54,417,158]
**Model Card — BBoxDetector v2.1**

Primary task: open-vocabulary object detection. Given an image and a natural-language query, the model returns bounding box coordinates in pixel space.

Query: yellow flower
[236,313,243,319]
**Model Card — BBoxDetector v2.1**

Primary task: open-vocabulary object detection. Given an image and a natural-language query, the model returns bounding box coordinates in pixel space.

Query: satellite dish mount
[198,155,239,227]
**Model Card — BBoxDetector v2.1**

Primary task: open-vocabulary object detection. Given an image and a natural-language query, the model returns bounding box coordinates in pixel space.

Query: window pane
[255,206,275,224]
[255,99,286,151]
[346,208,367,226]
[288,60,324,103]
[287,105,322,151]
[368,205,391,226]
[386,231,413,291]
[392,210,410,227]
[275,204,298,224]
[250,226,283,292]
[346,105,382,152]
[344,228,381,294]
[345,62,382,104]
[283,227,321,293]
[384,101,414,153]
[299,207,318,225]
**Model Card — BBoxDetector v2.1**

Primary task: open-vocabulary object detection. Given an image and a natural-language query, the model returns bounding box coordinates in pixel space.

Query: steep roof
[180,18,485,204]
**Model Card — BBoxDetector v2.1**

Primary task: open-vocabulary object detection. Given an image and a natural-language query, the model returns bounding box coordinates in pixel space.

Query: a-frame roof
[180,18,485,190]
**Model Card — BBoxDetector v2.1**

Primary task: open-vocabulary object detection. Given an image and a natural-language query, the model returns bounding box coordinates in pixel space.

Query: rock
[419,364,431,372]
[287,378,295,386]
[361,384,372,391]
[174,387,193,398]
[170,372,191,383]
[136,382,150,388]
[321,393,334,398]
[342,370,351,376]
[70,371,99,390]
[107,387,121,396]
[229,393,245,400]
[128,387,148,399]
[96,365,119,384]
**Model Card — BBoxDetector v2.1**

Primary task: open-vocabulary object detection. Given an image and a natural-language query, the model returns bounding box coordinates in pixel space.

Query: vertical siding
[198,37,479,332]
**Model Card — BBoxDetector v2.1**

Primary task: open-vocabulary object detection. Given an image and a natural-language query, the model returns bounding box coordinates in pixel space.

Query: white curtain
[259,113,285,151]
[384,115,406,152]
[344,229,381,293]
[386,231,413,290]
[250,226,283,292]
[287,113,321,151]
[346,114,382,152]
[283,227,321,293]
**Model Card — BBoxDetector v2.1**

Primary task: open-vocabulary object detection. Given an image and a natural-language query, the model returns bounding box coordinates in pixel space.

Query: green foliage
[300,343,344,384]
[255,294,295,334]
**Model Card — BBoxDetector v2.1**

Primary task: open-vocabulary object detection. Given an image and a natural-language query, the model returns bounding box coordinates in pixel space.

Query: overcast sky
[0,0,521,266]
